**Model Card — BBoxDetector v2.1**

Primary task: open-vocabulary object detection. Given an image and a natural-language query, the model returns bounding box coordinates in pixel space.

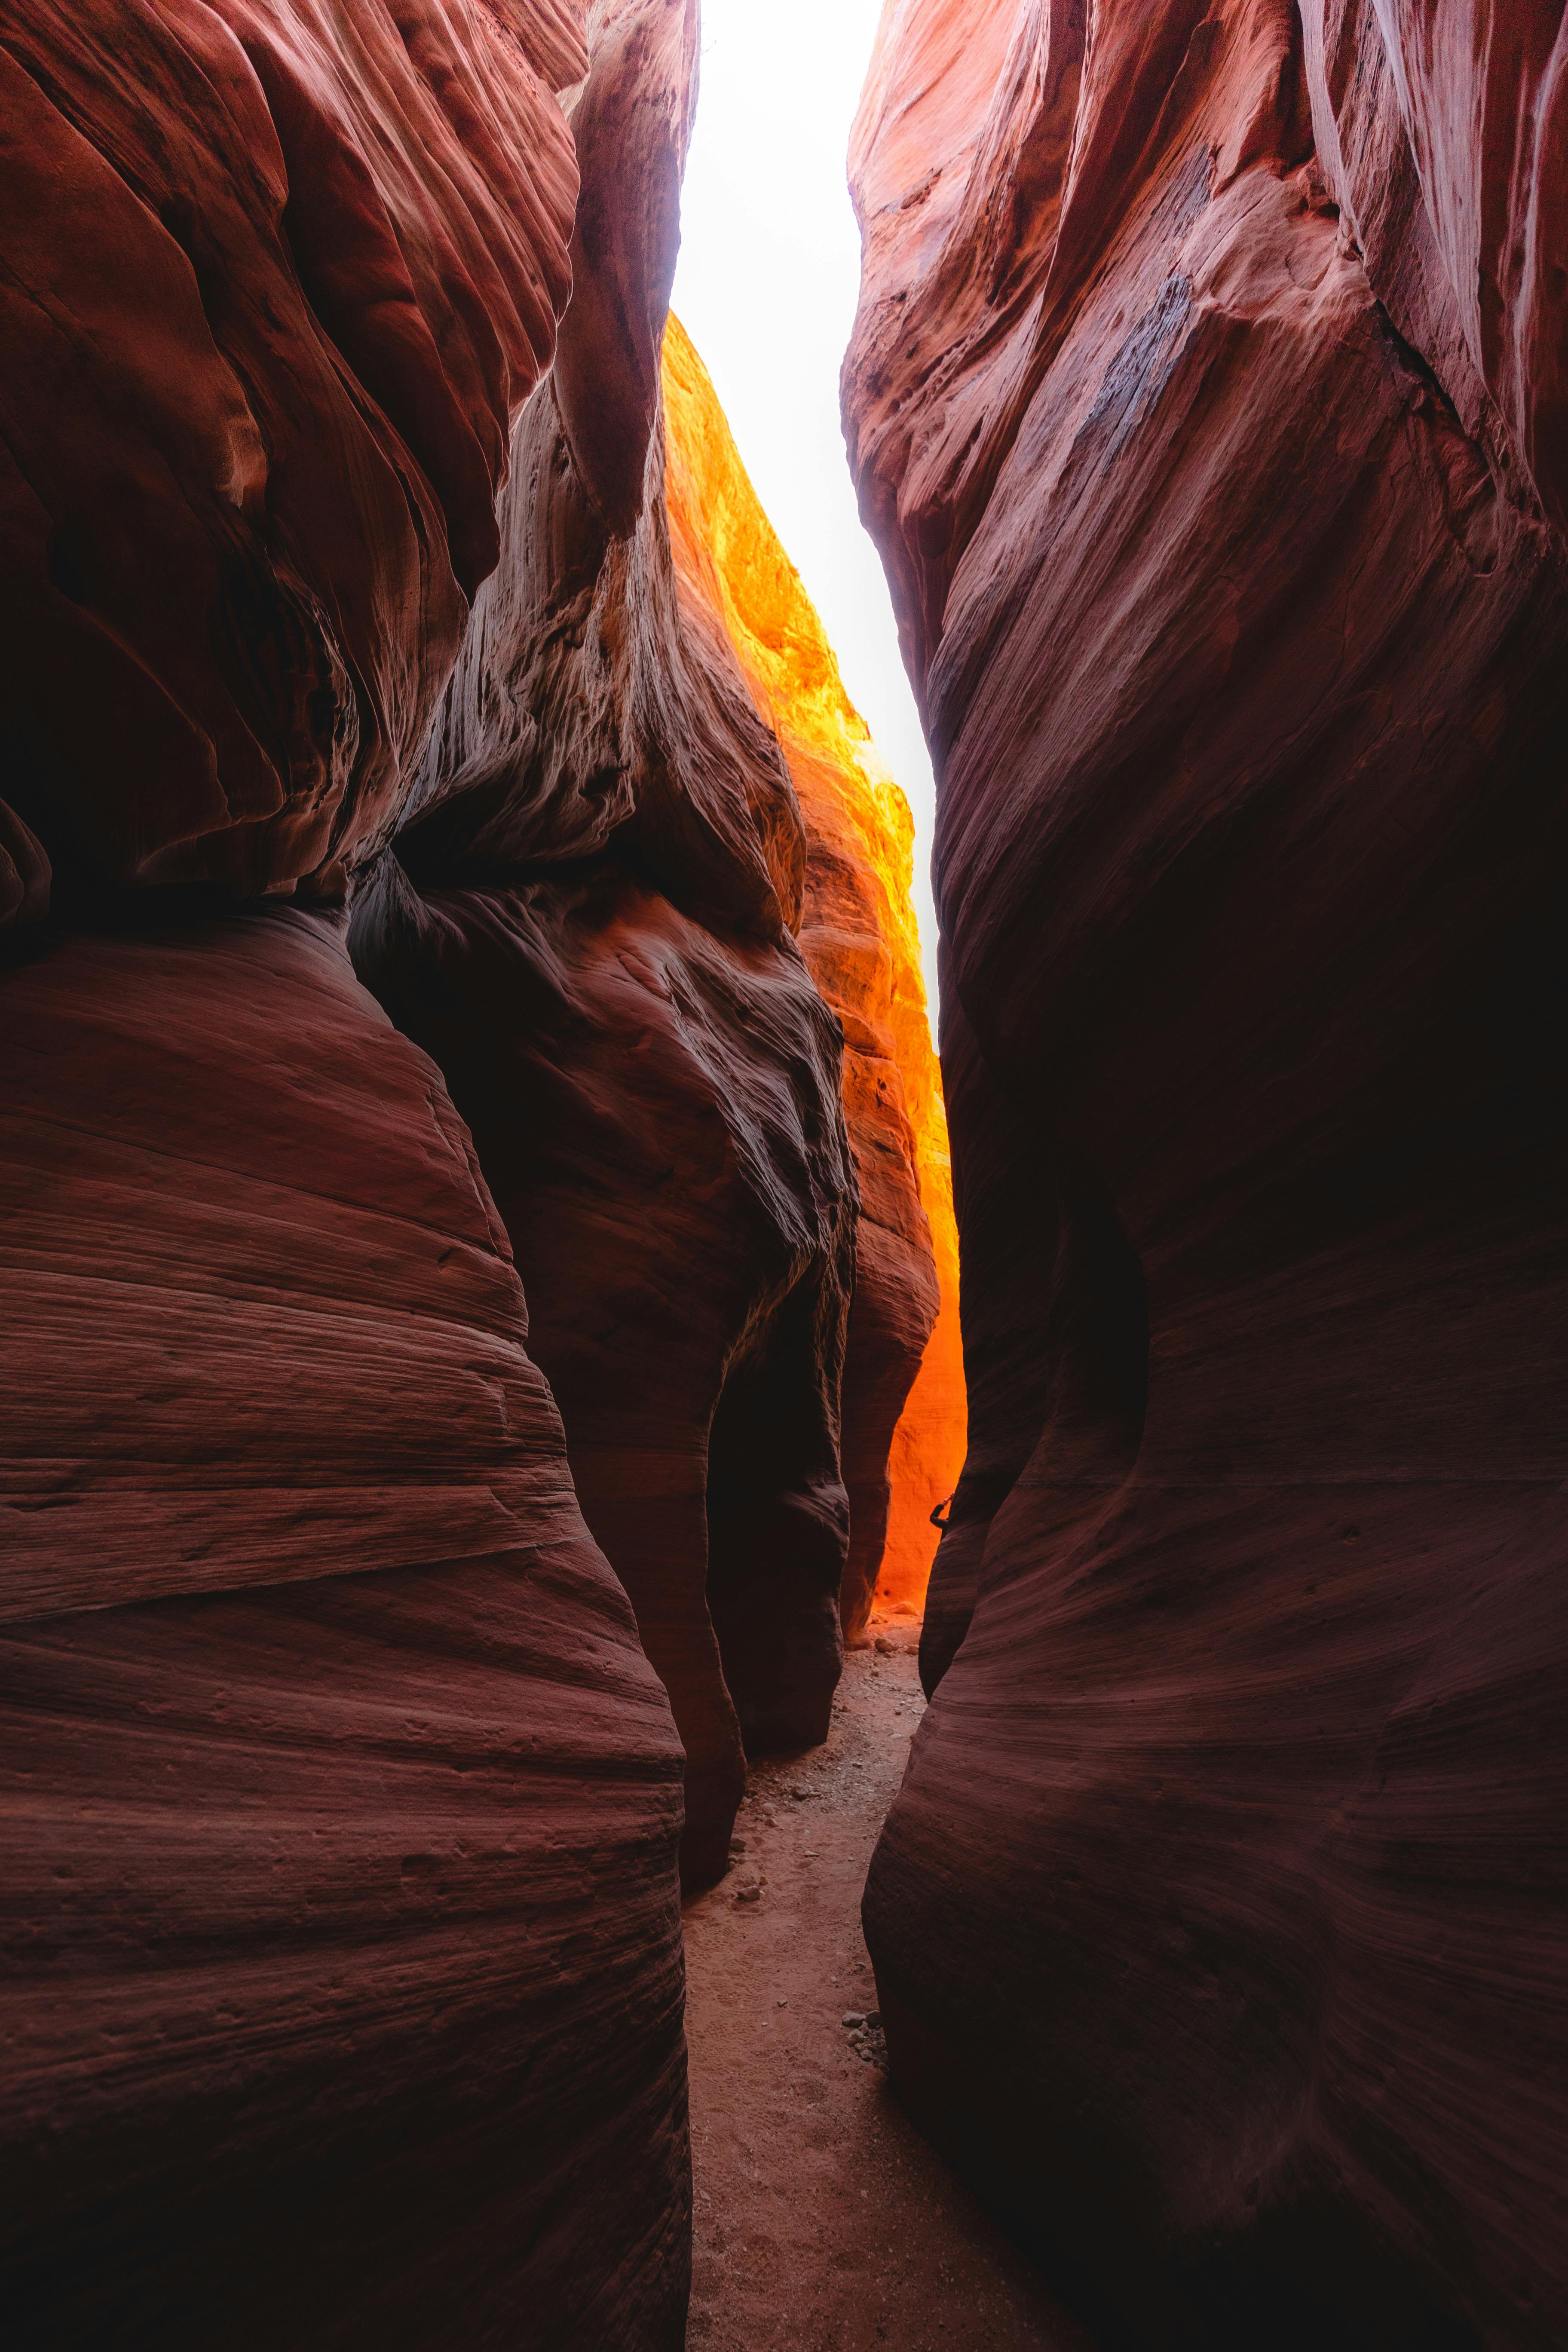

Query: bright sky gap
[670,0,941,1026]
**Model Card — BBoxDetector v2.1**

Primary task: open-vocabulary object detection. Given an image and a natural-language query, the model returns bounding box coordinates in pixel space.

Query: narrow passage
[683,1618,1095,2352]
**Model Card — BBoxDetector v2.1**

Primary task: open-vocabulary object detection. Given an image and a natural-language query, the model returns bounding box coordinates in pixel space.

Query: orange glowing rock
[662,313,965,1625]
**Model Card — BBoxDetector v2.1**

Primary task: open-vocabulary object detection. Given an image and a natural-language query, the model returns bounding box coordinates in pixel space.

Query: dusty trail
[682,1616,1093,2352]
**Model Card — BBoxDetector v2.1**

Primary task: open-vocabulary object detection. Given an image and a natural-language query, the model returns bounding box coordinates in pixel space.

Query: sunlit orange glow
[662,314,965,1613]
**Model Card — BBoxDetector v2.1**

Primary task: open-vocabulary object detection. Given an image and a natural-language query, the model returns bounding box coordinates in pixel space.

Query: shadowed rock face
[845,3,1568,2347]
[1,0,950,2331]
[355,855,855,1893]
[0,4,698,2343]
[352,0,863,1893]
[0,0,582,906]
[0,909,688,2349]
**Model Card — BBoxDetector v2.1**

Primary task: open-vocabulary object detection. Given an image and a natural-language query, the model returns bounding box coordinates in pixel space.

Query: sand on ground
[682,1614,1095,2352]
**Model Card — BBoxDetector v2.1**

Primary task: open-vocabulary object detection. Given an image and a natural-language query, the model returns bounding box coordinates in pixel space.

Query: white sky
[670,0,940,1025]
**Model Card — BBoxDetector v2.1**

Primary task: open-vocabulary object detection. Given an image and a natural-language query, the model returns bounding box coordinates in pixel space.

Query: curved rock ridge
[354,856,855,1895]
[1295,0,1568,540]
[661,313,965,1636]
[0,0,581,905]
[845,2,1568,2347]
[0,909,688,2348]
[352,0,862,1892]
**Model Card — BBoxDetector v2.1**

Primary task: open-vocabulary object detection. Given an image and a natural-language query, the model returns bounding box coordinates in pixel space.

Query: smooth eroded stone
[355,1,858,1890]
[0,0,580,898]
[0,907,688,2349]
[353,859,854,1891]
[845,2,1568,2344]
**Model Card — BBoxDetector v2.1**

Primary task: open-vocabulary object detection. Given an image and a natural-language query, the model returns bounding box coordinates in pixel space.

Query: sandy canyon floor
[683,1617,1095,2352]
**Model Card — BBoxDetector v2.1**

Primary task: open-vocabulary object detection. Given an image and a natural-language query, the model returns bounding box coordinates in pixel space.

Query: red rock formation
[876,1084,965,1619]
[0,909,687,2347]
[845,2,1568,2346]
[0,800,49,934]
[352,1,859,1892]
[1297,0,1568,541]
[355,858,855,1894]
[660,315,963,1640]
[0,0,580,903]
[0,4,695,2343]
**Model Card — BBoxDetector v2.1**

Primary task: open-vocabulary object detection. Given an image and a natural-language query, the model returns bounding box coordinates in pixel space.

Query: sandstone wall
[0,0,582,904]
[3,0,978,2334]
[845,2,1568,2345]
[351,1,863,1893]
[661,315,963,1636]
[0,4,693,2340]
[1,908,687,2347]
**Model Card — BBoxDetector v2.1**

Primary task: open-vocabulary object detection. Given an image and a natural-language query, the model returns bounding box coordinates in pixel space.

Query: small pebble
[736,1886,762,1905]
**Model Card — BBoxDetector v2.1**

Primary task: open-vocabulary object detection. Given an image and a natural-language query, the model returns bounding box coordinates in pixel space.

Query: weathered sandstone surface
[845,2,1568,2347]
[662,316,964,1639]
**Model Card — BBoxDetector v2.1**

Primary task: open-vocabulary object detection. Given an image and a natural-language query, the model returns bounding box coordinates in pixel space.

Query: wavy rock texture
[0,0,580,904]
[1296,0,1568,541]
[0,4,696,2344]
[0,909,687,2349]
[846,3,1568,2347]
[352,1,863,1893]
[355,858,854,1896]
[661,315,963,1638]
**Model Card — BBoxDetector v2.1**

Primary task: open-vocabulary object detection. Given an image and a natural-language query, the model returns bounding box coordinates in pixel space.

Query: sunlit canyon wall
[0,0,944,2342]
[662,315,965,1637]
[844,2,1568,2348]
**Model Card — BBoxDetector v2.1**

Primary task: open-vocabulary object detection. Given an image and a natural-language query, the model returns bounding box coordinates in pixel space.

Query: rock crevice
[0,1,951,2340]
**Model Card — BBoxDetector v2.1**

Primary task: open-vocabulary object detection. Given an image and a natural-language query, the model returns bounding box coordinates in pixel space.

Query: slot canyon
[0,2,1564,2349]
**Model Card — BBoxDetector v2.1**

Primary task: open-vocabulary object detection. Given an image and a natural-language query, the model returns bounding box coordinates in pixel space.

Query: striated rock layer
[0,910,688,2349]
[661,315,963,1638]
[1,0,951,2331]
[845,2,1568,2348]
